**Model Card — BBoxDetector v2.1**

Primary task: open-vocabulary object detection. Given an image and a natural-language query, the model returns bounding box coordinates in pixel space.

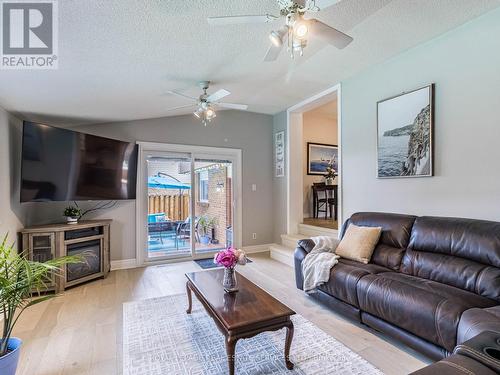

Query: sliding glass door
[193,158,233,256]
[140,146,239,263]
[146,153,192,261]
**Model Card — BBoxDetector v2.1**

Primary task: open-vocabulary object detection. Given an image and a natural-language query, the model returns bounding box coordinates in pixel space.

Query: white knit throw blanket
[302,236,340,293]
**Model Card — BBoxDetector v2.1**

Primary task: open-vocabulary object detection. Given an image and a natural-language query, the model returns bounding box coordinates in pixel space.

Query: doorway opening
[136,143,242,265]
[287,84,342,235]
[302,99,338,230]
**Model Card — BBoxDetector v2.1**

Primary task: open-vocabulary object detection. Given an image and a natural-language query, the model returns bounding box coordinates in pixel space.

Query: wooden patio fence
[148,194,189,221]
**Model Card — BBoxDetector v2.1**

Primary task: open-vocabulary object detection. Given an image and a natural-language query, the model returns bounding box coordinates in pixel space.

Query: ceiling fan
[207,0,353,61]
[166,81,249,126]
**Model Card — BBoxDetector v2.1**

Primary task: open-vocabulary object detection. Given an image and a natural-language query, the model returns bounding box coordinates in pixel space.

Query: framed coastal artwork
[275,131,285,177]
[307,143,338,175]
[377,84,434,178]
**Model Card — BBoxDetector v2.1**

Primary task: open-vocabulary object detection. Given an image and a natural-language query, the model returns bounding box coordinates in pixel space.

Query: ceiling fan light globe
[294,21,309,39]
[269,30,283,47]
[206,107,216,120]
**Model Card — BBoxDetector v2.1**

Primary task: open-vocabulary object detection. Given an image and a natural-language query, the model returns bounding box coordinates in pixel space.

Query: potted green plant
[0,235,82,375]
[198,216,217,245]
[63,205,81,225]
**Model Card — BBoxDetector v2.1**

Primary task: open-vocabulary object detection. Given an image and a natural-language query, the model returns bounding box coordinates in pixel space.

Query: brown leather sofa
[294,212,500,360]
[411,330,500,374]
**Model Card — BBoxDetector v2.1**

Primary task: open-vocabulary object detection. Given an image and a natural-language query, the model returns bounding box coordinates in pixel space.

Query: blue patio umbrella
[147,174,191,190]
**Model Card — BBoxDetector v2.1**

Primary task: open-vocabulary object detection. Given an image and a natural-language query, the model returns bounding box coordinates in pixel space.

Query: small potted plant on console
[63,205,81,224]
[0,234,81,375]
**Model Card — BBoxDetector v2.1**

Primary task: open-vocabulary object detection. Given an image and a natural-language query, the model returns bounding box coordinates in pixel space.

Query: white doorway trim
[286,83,342,235]
[135,141,243,266]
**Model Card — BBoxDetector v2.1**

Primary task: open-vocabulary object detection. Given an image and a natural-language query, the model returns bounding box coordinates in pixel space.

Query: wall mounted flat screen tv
[21,121,138,202]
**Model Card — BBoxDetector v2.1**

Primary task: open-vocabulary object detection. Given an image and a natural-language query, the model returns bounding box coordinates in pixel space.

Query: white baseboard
[111,258,138,271]
[242,243,272,254]
[111,245,270,271]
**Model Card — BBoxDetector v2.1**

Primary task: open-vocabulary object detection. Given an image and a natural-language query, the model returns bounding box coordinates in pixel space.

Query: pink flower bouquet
[214,247,247,269]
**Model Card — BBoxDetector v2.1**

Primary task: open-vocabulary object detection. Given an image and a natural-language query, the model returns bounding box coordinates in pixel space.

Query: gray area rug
[123,294,383,375]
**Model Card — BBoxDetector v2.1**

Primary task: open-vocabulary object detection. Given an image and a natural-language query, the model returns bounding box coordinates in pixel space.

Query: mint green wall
[341,7,500,220]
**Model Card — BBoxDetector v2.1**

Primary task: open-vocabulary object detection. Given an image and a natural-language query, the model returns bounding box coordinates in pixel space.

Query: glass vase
[223,267,238,293]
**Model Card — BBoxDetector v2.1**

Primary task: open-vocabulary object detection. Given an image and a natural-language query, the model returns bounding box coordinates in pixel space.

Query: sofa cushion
[405,216,500,301]
[357,272,497,351]
[342,212,417,270]
[318,259,391,307]
[335,224,381,264]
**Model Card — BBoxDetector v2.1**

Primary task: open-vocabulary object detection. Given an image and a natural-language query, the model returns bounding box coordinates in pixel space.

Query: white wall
[0,107,24,244]
[342,7,500,221]
[302,104,337,217]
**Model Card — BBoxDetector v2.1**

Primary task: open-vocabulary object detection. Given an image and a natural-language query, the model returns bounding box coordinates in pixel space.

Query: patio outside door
[143,149,236,262]
[193,157,233,257]
[146,153,192,261]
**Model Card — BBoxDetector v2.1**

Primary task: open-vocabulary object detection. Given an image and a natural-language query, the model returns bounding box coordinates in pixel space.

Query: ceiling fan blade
[207,89,230,103]
[164,104,197,112]
[306,0,342,11]
[167,90,198,101]
[310,19,353,49]
[263,31,288,62]
[207,14,278,25]
[217,103,249,110]
[263,43,283,62]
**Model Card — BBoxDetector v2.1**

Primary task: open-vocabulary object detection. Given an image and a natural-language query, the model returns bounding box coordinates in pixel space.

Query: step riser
[282,237,301,249]
[270,249,294,267]
[298,224,339,238]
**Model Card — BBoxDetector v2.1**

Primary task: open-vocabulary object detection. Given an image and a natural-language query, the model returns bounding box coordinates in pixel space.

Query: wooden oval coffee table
[186,269,296,375]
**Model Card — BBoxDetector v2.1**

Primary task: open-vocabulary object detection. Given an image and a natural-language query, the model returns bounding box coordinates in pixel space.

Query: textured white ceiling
[0,0,499,125]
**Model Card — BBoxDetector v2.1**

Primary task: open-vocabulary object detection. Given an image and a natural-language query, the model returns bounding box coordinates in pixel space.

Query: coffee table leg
[285,321,294,370]
[225,336,237,375]
[186,281,192,314]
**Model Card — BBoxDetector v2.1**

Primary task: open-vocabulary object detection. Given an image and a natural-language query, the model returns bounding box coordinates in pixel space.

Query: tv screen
[21,121,138,202]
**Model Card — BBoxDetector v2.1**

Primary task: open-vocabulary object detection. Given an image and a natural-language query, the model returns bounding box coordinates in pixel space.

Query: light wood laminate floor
[14,253,428,375]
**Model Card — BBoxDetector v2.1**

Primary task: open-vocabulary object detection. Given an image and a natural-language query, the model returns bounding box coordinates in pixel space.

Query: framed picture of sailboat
[307,143,338,175]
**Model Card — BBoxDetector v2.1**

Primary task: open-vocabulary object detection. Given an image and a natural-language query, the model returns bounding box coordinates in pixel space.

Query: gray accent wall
[3,108,274,262]
[0,107,23,243]
[341,8,500,221]
[73,110,275,261]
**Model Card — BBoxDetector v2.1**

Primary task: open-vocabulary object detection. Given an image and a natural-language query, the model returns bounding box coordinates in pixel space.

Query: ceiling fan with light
[207,0,353,61]
[166,81,249,126]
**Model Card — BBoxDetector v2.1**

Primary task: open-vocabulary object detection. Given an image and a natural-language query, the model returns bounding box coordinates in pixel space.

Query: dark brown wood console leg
[225,336,237,375]
[284,321,294,370]
[186,281,192,314]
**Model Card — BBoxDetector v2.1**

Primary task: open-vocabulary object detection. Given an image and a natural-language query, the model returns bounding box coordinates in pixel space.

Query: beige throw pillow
[335,224,382,264]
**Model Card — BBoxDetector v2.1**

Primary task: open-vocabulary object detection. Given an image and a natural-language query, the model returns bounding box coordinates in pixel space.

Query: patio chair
[176,217,200,242]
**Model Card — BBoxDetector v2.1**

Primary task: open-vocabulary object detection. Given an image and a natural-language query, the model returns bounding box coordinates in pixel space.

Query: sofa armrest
[293,239,315,290]
[458,305,500,344]
[409,353,498,375]
[453,330,500,373]
[298,239,315,253]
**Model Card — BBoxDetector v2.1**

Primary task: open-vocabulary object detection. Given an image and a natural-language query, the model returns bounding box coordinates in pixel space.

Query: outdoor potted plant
[198,216,217,245]
[0,235,82,375]
[63,205,81,224]
[213,247,247,292]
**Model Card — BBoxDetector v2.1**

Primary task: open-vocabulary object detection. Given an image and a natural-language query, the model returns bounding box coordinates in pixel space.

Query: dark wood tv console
[20,220,111,292]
